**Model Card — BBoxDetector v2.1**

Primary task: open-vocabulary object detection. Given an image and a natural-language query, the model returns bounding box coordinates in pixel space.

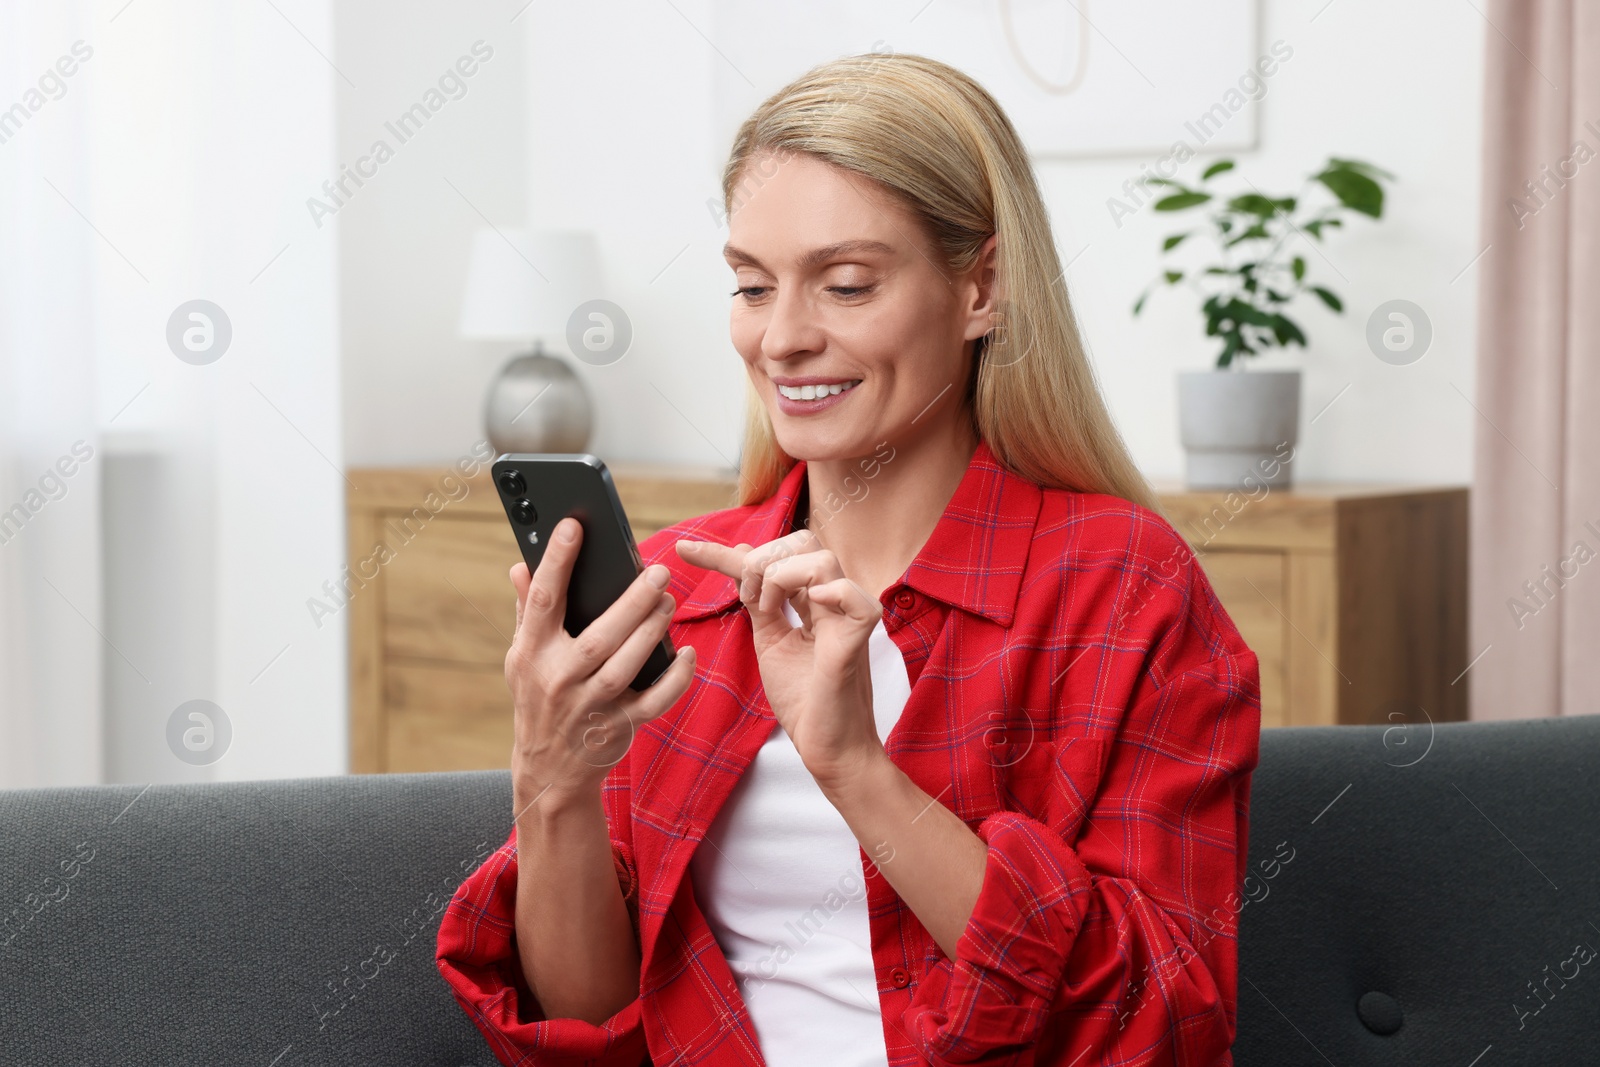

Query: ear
[959,233,1000,343]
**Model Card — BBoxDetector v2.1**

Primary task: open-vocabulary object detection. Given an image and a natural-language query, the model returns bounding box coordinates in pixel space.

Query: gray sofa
[2,715,1596,1065]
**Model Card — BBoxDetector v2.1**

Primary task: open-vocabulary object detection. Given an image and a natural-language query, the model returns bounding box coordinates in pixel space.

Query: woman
[436,51,1260,1067]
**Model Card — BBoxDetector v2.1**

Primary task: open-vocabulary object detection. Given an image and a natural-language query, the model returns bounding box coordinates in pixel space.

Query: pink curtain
[1471,0,1600,718]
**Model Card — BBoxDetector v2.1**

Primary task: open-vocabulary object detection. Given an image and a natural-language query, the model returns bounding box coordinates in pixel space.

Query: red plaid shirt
[436,437,1261,1066]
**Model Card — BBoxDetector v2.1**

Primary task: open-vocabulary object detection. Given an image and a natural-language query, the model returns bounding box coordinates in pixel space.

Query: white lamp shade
[457,228,602,342]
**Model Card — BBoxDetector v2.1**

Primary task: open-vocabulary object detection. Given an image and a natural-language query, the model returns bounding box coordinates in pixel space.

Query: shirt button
[893,589,916,610]
[890,966,910,988]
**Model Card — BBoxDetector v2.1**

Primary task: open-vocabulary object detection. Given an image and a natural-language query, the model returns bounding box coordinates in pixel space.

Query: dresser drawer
[384,661,513,772]
[382,515,517,668]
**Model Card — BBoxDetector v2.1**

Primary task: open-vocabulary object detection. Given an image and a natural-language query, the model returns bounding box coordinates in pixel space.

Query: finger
[510,561,530,635]
[516,516,582,656]
[587,589,677,700]
[674,538,750,582]
[566,561,673,682]
[623,643,698,724]
[504,560,561,693]
[756,550,845,614]
[806,576,883,625]
[738,528,821,606]
[583,640,698,761]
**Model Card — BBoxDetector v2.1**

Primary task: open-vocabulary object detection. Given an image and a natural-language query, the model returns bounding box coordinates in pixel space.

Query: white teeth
[778,380,860,401]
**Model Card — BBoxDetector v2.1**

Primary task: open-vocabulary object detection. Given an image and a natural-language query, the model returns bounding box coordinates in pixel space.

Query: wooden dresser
[347,465,1467,772]
[1152,481,1468,729]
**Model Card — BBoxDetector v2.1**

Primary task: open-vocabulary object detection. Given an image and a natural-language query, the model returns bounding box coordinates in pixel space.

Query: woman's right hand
[506,515,697,815]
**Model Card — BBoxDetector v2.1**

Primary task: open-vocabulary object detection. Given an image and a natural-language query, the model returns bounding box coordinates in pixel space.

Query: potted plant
[1132,156,1393,489]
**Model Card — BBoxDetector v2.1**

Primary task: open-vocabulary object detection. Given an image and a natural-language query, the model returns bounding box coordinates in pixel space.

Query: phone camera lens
[511,498,537,525]
[497,470,526,496]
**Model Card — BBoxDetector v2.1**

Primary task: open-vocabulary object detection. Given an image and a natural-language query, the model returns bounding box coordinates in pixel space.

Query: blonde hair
[722,50,1160,515]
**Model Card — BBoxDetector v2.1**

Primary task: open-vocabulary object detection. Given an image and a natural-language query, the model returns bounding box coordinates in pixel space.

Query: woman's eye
[729,284,874,300]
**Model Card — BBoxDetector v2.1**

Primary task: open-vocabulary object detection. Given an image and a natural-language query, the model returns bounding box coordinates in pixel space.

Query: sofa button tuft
[1357,991,1403,1035]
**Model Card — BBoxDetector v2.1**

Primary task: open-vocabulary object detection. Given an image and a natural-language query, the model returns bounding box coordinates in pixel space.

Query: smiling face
[723,150,995,463]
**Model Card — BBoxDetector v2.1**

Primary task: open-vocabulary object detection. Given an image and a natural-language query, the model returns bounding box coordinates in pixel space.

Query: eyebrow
[722,238,896,271]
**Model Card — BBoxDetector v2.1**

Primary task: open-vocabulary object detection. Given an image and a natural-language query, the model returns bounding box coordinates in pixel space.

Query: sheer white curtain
[0,2,103,787]
[0,0,345,788]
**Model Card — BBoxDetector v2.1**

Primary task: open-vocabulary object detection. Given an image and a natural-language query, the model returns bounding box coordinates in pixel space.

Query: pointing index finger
[674,538,749,581]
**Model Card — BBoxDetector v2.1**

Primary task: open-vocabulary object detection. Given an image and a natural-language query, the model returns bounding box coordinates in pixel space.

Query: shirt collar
[672,437,1042,627]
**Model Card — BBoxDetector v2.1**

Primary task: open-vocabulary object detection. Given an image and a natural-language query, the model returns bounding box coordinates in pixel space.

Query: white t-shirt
[688,599,913,1067]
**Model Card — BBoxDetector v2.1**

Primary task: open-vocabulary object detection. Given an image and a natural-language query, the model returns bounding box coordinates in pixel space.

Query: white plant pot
[1177,369,1301,490]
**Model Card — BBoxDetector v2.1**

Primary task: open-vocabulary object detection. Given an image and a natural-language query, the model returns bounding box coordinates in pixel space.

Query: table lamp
[458,227,599,454]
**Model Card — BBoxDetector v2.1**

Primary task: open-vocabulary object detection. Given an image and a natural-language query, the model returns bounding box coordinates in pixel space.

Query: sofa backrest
[3,715,1596,1064]
[0,768,513,1064]
[1235,714,1600,1065]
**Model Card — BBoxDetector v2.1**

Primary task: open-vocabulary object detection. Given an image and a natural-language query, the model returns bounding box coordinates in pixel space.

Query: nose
[758,284,826,365]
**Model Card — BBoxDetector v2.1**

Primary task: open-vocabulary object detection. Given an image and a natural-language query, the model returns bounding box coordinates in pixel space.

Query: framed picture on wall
[710,0,1264,163]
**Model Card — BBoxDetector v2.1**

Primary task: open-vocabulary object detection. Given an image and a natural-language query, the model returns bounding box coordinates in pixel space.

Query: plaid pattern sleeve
[434,759,649,1066]
[902,651,1260,1066]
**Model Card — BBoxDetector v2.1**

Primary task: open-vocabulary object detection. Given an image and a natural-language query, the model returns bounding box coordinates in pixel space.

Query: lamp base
[484,349,593,454]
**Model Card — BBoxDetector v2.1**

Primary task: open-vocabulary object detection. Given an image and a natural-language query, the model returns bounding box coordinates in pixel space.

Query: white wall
[521,0,740,468]
[340,1,1484,484]
[334,0,530,467]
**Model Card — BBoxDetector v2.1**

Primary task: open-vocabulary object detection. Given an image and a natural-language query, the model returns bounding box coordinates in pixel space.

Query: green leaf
[1304,217,1344,240]
[1270,314,1307,347]
[1310,286,1343,312]
[1292,256,1305,281]
[1328,156,1396,182]
[1223,222,1270,247]
[1225,299,1276,327]
[1132,290,1148,316]
[1203,266,1233,275]
[1145,177,1183,188]
[1315,167,1384,217]
[1164,270,1184,284]
[1267,288,1291,303]
[1218,333,1241,367]
[1201,159,1236,180]
[1228,193,1295,217]
[1154,191,1211,211]
[1163,232,1191,251]
[1217,329,1255,368]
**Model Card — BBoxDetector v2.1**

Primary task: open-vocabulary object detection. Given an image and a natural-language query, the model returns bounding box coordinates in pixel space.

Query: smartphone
[492,453,676,691]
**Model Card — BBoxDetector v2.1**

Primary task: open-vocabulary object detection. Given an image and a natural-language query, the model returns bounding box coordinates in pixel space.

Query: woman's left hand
[675,528,885,789]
